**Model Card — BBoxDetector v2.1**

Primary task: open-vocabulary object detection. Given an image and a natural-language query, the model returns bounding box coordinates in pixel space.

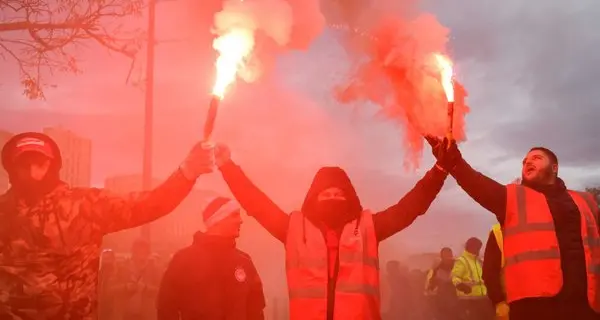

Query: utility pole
[141,0,156,242]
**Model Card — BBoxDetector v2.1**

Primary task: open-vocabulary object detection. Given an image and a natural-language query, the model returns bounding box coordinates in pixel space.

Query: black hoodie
[301,166,363,228]
[220,161,447,243]
[220,161,447,319]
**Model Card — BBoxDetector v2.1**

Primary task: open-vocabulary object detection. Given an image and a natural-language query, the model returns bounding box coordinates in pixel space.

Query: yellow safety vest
[451,251,487,298]
[491,223,506,294]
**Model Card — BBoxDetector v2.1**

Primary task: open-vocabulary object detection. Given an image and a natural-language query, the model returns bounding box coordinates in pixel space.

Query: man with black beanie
[157,196,265,320]
[0,132,215,319]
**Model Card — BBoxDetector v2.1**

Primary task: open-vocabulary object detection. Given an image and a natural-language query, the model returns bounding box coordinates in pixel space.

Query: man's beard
[523,166,554,186]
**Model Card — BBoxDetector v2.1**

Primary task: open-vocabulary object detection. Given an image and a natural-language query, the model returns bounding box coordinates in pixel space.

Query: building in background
[0,128,91,192]
[103,174,218,255]
[0,130,14,193]
[43,127,92,188]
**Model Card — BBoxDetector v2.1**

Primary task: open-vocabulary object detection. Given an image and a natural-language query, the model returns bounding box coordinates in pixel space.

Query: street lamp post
[141,0,156,241]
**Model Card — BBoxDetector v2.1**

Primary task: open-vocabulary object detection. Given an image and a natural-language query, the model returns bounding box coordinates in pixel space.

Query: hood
[301,166,363,226]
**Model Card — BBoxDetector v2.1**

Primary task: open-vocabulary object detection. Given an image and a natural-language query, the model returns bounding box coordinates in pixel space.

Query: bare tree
[0,0,145,99]
[585,186,600,204]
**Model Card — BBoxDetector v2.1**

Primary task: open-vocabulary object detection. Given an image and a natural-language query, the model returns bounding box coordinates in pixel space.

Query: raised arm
[373,165,448,242]
[88,143,214,234]
[426,137,507,223]
[216,144,289,243]
[451,159,507,223]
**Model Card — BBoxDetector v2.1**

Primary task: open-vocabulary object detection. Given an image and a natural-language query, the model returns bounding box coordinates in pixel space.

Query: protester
[156,196,265,320]
[0,132,215,319]
[211,143,448,320]
[452,237,493,319]
[425,247,459,320]
[114,239,161,320]
[426,137,600,319]
[98,249,118,320]
[383,260,412,319]
[483,223,509,320]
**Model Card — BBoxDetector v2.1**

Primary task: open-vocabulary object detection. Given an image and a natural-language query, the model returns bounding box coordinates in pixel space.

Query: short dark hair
[440,247,452,255]
[465,237,482,252]
[529,147,558,165]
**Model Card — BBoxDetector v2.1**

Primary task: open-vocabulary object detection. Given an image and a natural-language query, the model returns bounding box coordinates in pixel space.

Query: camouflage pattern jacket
[0,169,195,320]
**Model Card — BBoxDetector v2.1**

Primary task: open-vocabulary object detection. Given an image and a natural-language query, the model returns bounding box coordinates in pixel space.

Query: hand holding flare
[425,54,462,173]
[204,28,255,141]
[433,53,455,147]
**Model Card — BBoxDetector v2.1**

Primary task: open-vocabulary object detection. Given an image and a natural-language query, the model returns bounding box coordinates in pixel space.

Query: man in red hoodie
[212,143,448,320]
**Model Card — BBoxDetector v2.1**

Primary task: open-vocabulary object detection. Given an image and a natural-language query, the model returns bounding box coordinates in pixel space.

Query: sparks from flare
[434,53,454,102]
[211,28,255,99]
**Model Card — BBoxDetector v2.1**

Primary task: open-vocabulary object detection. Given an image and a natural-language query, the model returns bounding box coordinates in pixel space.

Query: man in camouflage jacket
[0,132,215,320]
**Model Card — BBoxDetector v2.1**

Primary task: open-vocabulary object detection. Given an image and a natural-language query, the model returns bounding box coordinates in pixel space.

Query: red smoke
[333,13,470,169]
[210,0,325,87]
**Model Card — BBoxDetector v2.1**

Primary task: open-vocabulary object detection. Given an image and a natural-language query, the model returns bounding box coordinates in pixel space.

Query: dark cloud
[424,0,600,168]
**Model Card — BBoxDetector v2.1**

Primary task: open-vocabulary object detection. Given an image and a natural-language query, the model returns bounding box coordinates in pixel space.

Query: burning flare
[211,28,256,99]
[434,53,454,102]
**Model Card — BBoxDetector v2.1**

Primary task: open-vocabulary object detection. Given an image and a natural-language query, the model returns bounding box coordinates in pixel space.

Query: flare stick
[447,101,454,143]
[204,95,220,140]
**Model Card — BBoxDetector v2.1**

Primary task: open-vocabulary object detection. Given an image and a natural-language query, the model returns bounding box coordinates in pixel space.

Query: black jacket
[452,159,599,318]
[482,230,505,306]
[156,233,265,320]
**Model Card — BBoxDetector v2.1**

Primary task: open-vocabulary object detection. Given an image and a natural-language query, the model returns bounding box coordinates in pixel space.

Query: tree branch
[0,0,145,99]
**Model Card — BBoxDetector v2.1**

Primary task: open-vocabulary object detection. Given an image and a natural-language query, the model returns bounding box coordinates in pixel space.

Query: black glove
[455,283,473,294]
[424,136,462,173]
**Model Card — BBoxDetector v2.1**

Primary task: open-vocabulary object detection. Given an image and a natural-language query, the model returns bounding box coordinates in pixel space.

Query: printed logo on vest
[234,266,246,282]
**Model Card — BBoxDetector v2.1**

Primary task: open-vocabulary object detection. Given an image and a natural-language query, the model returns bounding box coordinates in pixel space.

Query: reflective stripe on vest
[289,283,380,299]
[503,184,600,312]
[286,251,379,270]
[285,210,381,320]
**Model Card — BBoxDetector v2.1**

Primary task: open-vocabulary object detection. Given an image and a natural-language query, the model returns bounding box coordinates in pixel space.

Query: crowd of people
[0,131,598,320]
[95,239,480,320]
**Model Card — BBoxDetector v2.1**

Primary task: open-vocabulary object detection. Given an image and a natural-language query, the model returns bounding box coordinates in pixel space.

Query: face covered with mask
[315,187,350,226]
[301,167,363,229]
[1,133,62,198]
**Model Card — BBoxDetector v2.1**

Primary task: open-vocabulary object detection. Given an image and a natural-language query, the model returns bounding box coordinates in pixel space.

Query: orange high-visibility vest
[504,184,600,312]
[285,210,380,320]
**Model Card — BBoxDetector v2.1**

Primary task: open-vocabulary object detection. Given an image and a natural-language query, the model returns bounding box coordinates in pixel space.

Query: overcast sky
[1,0,600,253]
